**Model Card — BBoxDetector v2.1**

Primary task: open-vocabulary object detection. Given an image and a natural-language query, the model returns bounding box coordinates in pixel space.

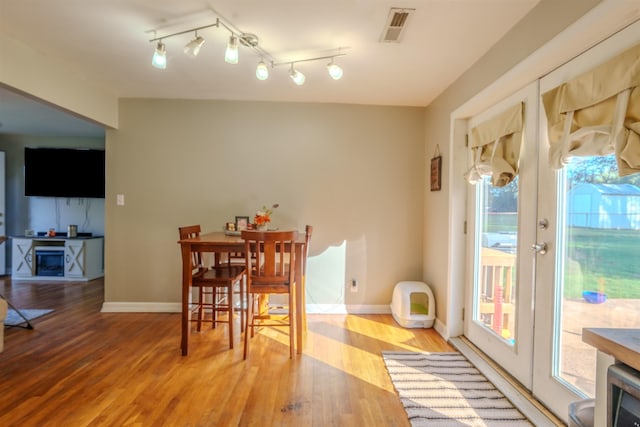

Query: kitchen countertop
[582,328,640,371]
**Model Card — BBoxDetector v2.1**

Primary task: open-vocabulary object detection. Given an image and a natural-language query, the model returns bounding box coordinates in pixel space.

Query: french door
[464,82,538,389]
[531,20,640,418]
[465,19,640,421]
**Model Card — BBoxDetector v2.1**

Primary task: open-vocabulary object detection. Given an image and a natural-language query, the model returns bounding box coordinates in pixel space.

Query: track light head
[225,35,239,64]
[327,59,343,80]
[151,41,167,69]
[147,20,347,82]
[256,60,269,80]
[184,35,205,57]
[289,64,305,85]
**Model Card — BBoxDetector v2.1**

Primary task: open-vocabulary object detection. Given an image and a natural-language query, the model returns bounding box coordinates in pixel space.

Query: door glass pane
[474,176,518,345]
[556,155,640,396]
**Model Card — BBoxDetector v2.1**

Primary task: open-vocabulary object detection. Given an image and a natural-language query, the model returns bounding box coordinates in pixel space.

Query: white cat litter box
[391,281,435,328]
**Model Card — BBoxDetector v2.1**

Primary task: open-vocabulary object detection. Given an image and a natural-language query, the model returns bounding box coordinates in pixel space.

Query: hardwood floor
[0,277,454,426]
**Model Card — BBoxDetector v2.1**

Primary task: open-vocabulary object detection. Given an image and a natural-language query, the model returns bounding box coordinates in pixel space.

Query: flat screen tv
[24,147,105,198]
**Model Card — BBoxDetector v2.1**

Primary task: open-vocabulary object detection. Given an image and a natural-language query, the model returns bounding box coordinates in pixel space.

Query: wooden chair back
[178,225,205,274]
[241,230,298,293]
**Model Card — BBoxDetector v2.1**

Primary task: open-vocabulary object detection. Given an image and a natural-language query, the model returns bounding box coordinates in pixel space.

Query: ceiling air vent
[380,8,415,43]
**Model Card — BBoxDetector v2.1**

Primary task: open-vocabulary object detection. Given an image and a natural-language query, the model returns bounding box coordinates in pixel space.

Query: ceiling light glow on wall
[327,59,343,80]
[151,41,167,69]
[256,60,269,80]
[225,35,239,64]
[184,34,205,57]
[289,64,305,86]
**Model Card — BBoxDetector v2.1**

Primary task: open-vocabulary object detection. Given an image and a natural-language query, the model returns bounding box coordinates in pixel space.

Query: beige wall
[105,99,425,309]
[0,32,118,129]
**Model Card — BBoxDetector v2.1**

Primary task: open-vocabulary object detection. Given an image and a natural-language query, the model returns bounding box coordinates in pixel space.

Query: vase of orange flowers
[254,204,278,231]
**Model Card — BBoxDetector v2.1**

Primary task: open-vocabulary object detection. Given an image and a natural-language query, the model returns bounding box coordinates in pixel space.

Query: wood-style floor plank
[0,277,454,426]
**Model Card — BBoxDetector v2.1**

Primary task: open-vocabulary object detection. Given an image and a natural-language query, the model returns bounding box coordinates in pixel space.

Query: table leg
[302,274,307,331]
[295,243,304,354]
[180,244,192,356]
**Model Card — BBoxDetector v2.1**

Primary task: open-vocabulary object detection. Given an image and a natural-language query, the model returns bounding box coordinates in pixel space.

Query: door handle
[531,242,548,254]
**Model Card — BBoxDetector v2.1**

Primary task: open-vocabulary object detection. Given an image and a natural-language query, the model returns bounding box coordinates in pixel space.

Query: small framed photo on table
[235,216,250,231]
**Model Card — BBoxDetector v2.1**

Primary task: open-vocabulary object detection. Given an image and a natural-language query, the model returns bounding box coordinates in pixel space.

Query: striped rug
[382,351,532,427]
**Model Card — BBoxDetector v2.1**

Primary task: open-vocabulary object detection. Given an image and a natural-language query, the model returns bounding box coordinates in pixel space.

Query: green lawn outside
[564,227,640,299]
[484,212,517,233]
[485,214,640,299]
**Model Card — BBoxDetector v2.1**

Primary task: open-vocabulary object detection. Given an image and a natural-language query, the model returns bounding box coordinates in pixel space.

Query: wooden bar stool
[241,230,298,359]
[178,225,246,349]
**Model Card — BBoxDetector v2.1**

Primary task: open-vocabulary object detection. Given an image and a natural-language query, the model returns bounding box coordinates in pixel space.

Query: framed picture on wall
[430,155,442,191]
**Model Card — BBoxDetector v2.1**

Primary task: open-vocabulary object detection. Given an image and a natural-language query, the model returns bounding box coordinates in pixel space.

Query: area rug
[4,309,54,327]
[382,351,533,427]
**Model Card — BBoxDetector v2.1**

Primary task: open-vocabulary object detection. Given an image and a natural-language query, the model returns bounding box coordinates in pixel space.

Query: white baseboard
[433,318,449,340]
[306,304,391,314]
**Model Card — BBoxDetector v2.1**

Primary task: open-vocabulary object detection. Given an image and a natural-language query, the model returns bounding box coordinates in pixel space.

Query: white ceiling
[0,0,540,137]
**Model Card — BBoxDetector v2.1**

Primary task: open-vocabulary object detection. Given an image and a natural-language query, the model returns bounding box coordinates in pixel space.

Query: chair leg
[240,275,246,333]
[227,284,234,349]
[250,294,257,338]
[212,287,221,329]
[289,289,295,359]
[243,293,254,360]
[197,287,204,332]
[242,291,295,359]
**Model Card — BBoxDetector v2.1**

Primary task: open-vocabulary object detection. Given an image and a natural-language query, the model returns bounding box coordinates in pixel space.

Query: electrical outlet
[350,278,358,293]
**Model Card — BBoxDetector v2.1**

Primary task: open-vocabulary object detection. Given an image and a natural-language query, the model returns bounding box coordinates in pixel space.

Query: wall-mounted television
[24,147,105,198]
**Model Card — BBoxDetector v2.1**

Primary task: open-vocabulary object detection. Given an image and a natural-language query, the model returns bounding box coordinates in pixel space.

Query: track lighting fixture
[327,59,343,80]
[147,13,348,84]
[151,41,167,69]
[256,60,269,80]
[289,64,305,86]
[225,35,239,64]
[184,34,205,57]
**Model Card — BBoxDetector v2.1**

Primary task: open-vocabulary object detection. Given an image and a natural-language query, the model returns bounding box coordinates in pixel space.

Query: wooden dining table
[177,231,306,356]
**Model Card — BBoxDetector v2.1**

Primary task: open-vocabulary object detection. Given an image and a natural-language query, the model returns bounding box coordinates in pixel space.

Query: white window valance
[542,43,640,176]
[465,102,524,187]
